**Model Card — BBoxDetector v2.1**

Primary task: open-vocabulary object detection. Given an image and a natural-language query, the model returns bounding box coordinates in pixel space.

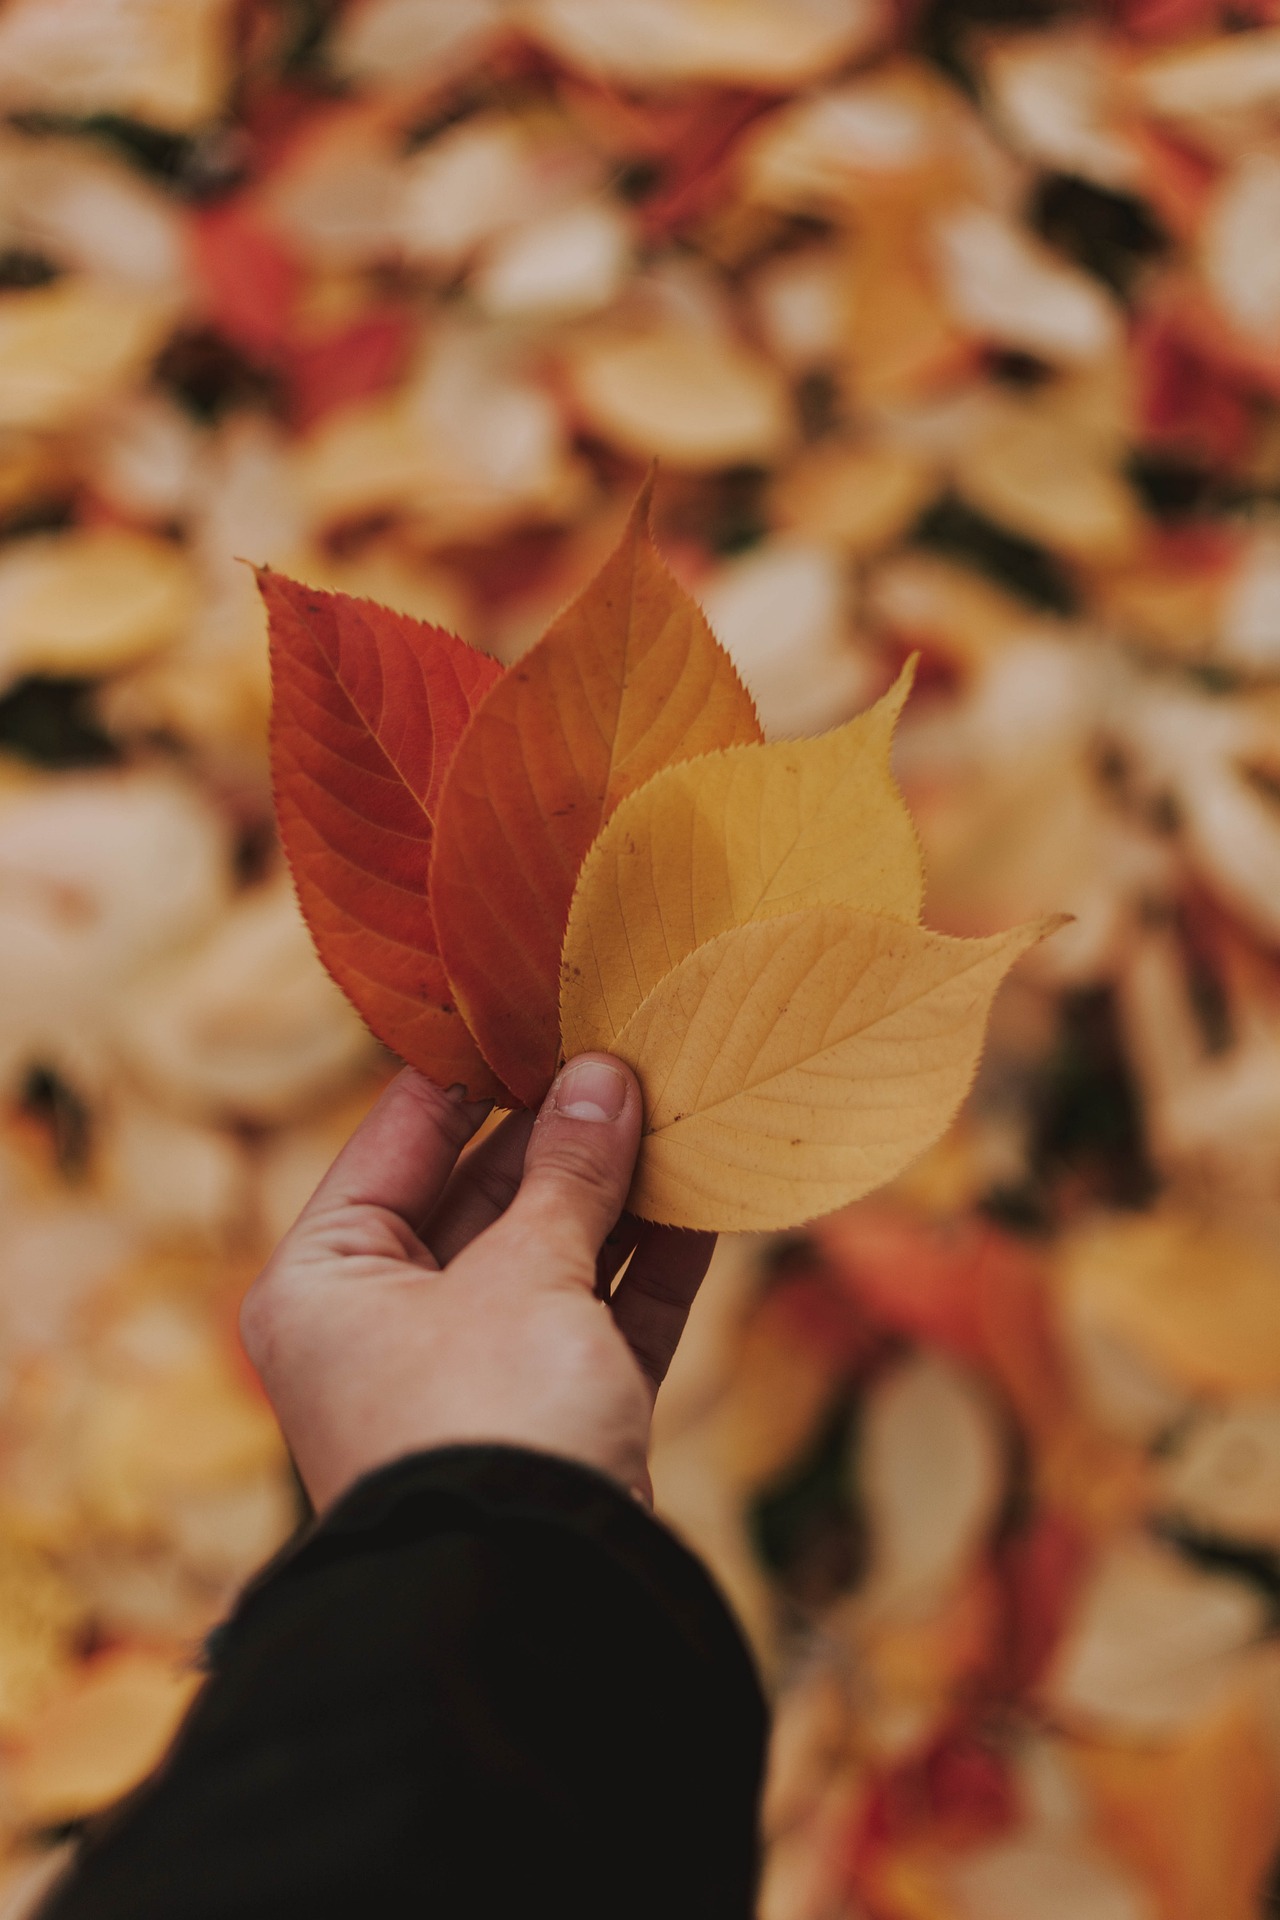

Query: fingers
[610,1228,716,1392]
[424,1107,536,1264]
[297,1068,490,1231]
[595,1213,642,1302]
[496,1055,642,1276]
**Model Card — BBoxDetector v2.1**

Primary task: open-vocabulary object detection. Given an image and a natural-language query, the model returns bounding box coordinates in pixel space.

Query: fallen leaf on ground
[10,1648,201,1826]
[1043,1536,1266,1739]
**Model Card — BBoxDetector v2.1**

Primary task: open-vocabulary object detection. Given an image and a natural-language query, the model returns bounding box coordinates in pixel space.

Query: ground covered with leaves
[0,1,1277,1915]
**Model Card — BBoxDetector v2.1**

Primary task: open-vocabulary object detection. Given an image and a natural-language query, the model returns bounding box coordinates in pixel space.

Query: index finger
[609,1226,716,1393]
[298,1068,491,1229]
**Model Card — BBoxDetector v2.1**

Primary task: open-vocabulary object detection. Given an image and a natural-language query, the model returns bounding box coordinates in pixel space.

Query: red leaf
[1135,314,1253,465]
[288,307,416,431]
[428,480,763,1106]
[262,573,506,1099]
[190,201,300,359]
[997,1511,1090,1692]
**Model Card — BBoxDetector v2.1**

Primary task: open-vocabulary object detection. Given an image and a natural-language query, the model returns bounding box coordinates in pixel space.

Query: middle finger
[423,1107,536,1263]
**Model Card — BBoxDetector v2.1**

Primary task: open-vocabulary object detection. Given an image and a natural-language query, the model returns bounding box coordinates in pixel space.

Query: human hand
[239,1056,714,1510]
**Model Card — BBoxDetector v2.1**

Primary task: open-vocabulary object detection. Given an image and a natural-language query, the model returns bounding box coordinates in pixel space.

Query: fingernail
[551,1059,626,1122]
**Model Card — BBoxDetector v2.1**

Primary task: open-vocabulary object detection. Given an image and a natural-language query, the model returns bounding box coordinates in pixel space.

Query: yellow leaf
[1058,1206,1280,1396]
[0,281,178,432]
[0,529,193,688]
[564,324,792,470]
[561,663,922,1059]
[583,906,1053,1231]
[11,1649,201,1826]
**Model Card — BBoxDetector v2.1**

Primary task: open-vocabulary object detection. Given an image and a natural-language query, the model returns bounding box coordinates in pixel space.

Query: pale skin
[240,1054,715,1510]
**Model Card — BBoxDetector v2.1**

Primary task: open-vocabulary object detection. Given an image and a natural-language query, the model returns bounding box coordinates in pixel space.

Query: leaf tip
[1007,911,1075,960]
[632,460,660,531]
[879,652,919,725]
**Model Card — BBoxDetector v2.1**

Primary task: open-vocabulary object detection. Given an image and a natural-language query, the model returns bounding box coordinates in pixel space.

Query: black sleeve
[39,1446,767,1920]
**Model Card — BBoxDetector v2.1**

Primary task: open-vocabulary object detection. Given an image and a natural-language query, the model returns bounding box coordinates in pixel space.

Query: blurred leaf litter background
[0,0,1278,1913]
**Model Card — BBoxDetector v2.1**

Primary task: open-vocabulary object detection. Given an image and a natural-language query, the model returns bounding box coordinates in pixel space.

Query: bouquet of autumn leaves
[260,484,1053,1233]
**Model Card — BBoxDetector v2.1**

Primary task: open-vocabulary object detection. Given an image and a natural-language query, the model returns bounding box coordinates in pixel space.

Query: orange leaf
[429,480,763,1105]
[262,572,505,1099]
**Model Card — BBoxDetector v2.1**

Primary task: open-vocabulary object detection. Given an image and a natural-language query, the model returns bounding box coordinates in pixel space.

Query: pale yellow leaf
[0,281,178,433]
[954,403,1142,565]
[0,0,235,129]
[565,324,792,470]
[518,0,882,88]
[11,1649,200,1825]
[592,906,1051,1231]
[0,529,193,689]
[561,665,921,1060]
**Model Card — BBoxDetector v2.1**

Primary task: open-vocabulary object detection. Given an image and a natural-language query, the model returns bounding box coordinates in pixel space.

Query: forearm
[39,1447,766,1920]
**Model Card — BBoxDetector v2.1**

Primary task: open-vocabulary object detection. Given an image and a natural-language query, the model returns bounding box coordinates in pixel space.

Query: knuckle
[630,1266,689,1311]
[464,1156,522,1221]
[398,1072,479,1153]
[238,1270,281,1371]
[630,1336,668,1390]
[531,1133,622,1205]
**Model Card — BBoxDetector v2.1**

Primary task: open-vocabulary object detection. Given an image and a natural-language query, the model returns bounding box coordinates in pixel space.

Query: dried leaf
[743,65,976,220]
[1044,1537,1266,1739]
[933,205,1121,364]
[0,530,193,690]
[845,217,976,404]
[1160,1401,1280,1549]
[78,1360,283,1535]
[519,0,883,87]
[190,201,300,359]
[577,906,1051,1230]
[954,404,1142,565]
[857,1351,1006,1613]
[395,115,591,274]
[0,0,234,128]
[11,1648,201,1826]
[287,306,415,431]
[0,281,178,432]
[330,0,504,87]
[947,1831,1153,1920]
[1132,27,1280,122]
[561,664,921,1059]
[472,201,631,320]
[980,27,1139,191]
[696,541,874,738]
[1058,1206,1280,1397]
[0,1536,82,1734]
[117,877,373,1124]
[1074,1691,1280,1920]
[262,572,504,1099]
[430,482,762,1105]
[1201,153,1280,352]
[565,323,793,469]
[770,441,939,554]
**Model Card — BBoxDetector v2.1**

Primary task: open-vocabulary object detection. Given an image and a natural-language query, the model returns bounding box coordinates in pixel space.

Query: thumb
[501,1054,642,1272]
